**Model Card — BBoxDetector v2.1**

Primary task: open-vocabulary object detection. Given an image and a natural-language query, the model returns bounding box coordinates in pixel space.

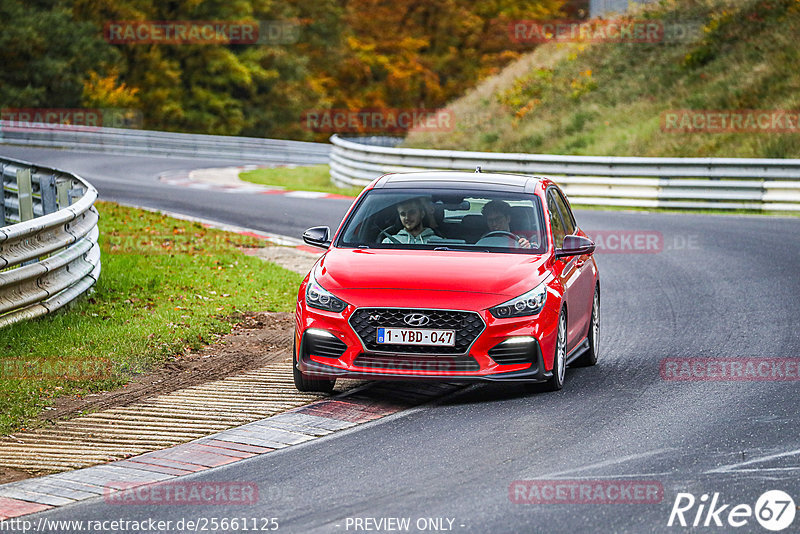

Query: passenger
[421,197,441,233]
[383,197,436,244]
[481,200,531,248]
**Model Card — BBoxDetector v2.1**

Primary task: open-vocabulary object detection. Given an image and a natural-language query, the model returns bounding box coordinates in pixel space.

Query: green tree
[0,0,118,109]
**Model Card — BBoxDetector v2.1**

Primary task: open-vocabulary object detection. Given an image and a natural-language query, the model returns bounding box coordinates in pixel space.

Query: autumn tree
[0,0,117,109]
[4,0,573,139]
[323,0,569,110]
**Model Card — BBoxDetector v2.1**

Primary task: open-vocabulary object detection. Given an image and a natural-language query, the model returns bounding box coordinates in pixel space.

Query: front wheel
[574,287,599,367]
[526,309,566,393]
[293,341,336,393]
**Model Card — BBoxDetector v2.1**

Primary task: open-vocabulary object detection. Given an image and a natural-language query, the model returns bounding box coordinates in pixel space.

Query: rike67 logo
[668,490,796,531]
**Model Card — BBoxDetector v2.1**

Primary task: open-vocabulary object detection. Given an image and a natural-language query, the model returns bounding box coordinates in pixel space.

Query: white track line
[528,448,675,479]
[706,447,800,474]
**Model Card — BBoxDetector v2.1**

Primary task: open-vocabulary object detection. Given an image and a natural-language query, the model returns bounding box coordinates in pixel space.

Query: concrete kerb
[0,381,465,520]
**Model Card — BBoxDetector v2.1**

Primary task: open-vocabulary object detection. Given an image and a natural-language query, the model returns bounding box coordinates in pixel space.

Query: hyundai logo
[404,313,430,327]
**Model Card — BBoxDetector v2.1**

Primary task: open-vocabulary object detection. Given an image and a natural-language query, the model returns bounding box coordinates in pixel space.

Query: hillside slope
[404,0,800,158]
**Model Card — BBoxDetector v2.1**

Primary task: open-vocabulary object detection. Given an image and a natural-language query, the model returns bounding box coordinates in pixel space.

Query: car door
[547,190,578,350]
[548,187,594,351]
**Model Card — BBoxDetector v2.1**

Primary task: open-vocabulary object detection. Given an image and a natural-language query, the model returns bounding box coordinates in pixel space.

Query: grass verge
[405,0,800,159]
[0,201,303,434]
[239,164,363,197]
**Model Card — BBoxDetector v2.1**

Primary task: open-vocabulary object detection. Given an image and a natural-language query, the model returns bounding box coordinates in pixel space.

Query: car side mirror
[555,235,595,258]
[303,226,331,249]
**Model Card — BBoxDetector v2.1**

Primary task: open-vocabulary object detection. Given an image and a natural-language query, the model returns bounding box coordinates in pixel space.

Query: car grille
[303,333,348,359]
[348,308,485,355]
[488,339,540,365]
[353,354,480,372]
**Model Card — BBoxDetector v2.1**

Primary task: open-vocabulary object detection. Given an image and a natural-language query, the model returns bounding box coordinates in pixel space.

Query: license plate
[376,327,455,346]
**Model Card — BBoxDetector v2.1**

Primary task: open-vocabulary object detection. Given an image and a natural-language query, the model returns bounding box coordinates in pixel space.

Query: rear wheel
[574,287,599,367]
[292,340,336,393]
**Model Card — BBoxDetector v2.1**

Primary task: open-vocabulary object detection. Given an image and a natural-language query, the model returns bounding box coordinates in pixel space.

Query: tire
[573,287,599,367]
[526,309,566,393]
[292,340,336,393]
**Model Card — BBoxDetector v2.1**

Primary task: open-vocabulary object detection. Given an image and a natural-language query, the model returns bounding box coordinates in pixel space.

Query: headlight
[306,271,348,313]
[490,281,547,318]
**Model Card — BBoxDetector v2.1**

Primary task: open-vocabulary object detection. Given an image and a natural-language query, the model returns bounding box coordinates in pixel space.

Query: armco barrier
[0,121,330,165]
[0,157,100,328]
[330,135,800,211]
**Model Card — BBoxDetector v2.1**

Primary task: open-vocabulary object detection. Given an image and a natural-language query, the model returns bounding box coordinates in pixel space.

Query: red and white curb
[159,167,354,200]
[0,382,461,520]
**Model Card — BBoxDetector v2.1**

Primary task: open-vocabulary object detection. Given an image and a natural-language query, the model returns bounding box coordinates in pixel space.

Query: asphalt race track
[0,146,350,239]
[2,145,799,533]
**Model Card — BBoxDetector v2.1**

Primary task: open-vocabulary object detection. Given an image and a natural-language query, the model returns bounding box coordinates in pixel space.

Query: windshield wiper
[434,246,488,252]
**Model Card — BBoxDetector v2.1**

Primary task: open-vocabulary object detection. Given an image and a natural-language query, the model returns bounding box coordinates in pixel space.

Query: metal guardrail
[590,0,655,18]
[0,157,100,328]
[0,121,330,165]
[330,135,800,211]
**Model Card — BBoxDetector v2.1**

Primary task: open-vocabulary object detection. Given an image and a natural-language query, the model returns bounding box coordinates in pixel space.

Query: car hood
[314,248,550,309]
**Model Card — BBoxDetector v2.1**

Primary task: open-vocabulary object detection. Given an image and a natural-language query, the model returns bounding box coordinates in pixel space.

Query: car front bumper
[295,299,561,383]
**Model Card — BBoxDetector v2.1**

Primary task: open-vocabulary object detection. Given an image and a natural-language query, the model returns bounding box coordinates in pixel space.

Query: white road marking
[528,448,675,479]
[284,191,329,198]
[711,467,800,473]
[543,472,671,480]
[706,447,800,474]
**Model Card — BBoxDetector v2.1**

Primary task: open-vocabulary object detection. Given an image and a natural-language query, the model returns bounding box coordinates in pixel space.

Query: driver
[383,197,436,244]
[481,200,531,248]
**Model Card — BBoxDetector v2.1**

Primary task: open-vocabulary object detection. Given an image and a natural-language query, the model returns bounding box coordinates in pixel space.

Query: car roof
[372,171,547,193]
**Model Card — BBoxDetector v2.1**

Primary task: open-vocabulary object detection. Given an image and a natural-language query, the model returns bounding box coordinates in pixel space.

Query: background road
[0,146,350,239]
[2,145,799,533]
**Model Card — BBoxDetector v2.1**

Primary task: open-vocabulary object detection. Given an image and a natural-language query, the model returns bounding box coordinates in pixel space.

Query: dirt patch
[0,466,29,484]
[39,311,294,425]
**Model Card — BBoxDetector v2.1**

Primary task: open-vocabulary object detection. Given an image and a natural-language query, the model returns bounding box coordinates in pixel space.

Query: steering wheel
[375,223,401,244]
[478,231,521,246]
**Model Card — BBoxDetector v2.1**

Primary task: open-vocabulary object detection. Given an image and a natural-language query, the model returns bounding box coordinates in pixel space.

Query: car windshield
[336,188,547,253]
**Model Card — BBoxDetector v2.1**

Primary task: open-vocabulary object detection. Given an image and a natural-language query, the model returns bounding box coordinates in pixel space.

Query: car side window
[552,188,576,235]
[547,192,566,249]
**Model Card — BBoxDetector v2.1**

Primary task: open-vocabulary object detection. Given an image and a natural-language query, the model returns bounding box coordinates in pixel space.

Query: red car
[294,171,599,393]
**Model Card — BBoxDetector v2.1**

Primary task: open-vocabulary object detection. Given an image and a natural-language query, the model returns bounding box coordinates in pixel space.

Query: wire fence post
[16,168,34,222]
[0,163,5,226]
[40,173,58,215]
[56,180,71,208]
